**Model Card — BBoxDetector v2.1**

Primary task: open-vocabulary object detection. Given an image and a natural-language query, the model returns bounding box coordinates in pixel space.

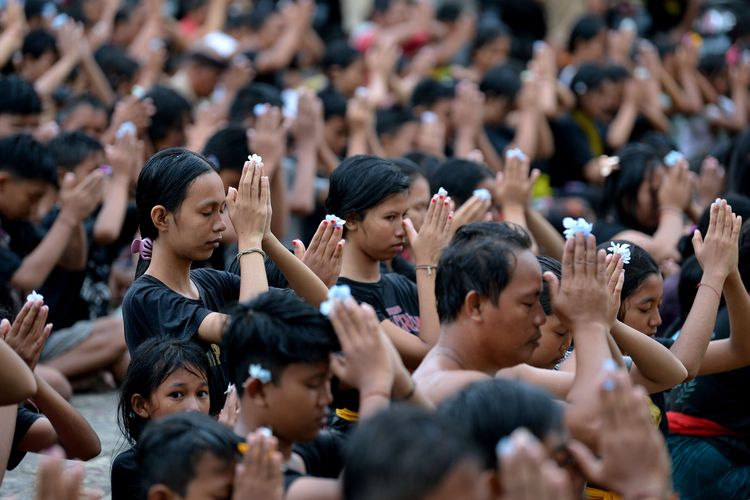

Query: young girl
[123,148,327,413]
[112,336,213,500]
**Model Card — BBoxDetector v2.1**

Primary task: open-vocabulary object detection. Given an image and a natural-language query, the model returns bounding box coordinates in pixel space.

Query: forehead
[280,361,331,381]
[630,273,663,300]
[14,178,51,194]
[370,191,409,212]
[184,171,226,202]
[157,367,208,388]
[187,453,234,497]
[504,249,542,295]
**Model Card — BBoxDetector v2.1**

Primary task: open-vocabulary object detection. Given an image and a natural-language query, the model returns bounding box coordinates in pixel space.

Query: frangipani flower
[562,217,593,240]
[247,153,263,165]
[607,242,631,264]
[325,214,345,227]
[248,364,272,384]
[437,187,448,197]
[664,150,684,168]
[472,188,491,202]
[26,290,44,303]
[506,148,527,161]
[319,284,352,316]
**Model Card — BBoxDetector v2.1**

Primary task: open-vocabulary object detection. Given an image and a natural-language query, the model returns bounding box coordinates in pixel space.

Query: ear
[464,290,483,322]
[57,167,67,187]
[151,205,170,232]
[131,393,151,419]
[0,171,9,190]
[147,484,177,500]
[344,217,359,233]
[242,377,269,407]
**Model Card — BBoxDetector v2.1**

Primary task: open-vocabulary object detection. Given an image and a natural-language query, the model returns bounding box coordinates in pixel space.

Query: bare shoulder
[414,366,490,405]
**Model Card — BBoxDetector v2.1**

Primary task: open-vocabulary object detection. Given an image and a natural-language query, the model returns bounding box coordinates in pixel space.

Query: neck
[340,242,381,282]
[236,413,294,460]
[144,240,194,294]
[439,320,503,375]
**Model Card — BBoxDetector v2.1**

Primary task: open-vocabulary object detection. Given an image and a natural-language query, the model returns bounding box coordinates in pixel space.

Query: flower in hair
[325,214,345,228]
[663,150,684,168]
[505,148,527,161]
[319,284,352,317]
[472,188,491,202]
[562,217,593,240]
[130,238,153,261]
[26,290,44,303]
[607,242,631,265]
[247,153,263,165]
[248,364,272,384]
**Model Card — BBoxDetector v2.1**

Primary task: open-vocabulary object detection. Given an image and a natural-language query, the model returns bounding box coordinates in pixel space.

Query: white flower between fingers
[607,242,631,265]
[319,284,352,317]
[472,188,491,201]
[26,291,44,303]
[562,217,593,240]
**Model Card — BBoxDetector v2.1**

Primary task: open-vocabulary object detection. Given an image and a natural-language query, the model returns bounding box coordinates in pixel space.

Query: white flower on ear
[437,187,448,197]
[319,285,352,316]
[325,214,345,227]
[472,188,491,202]
[562,217,593,240]
[247,153,263,165]
[607,242,631,264]
[248,364,272,384]
[26,291,44,303]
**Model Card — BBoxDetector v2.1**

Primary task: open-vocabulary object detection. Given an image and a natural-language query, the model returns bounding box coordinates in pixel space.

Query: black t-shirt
[668,308,750,435]
[7,406,42,470]
[337,273,420,335]
[111,446,144,500]
[284,431,344,491]
[485,124,515,156]
[548,116,597,188]
[122,268,240,414]
[0,215,43,285]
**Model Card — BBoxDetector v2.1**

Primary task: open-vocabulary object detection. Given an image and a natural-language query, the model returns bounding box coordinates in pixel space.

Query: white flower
[258,426,273,437]
[506,148,527,161]
[562,217,593,240]
[355,87,369,98]
[325,214,345,227]
[437,187,448,197]
[607,242,631,264]
[421,111,437,124]
[472,188,491,201]
[319,284,352,316]
[247,153,263,165]
[248,364,272,384]
[663,150,684,168]
[26,291,44,303]
[253,103,269,116]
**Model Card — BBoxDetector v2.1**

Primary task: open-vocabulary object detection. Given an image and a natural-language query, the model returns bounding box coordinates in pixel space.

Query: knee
[92,316,127,350]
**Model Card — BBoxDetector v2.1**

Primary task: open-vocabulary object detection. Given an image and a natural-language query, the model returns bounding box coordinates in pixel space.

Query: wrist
[238,234,263,249]
[57,208,82,227]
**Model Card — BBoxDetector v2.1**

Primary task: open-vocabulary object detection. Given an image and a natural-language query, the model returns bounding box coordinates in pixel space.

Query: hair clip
[247,153,263,166]
[472,188,492,202]
[664,150,684,168]
[325,214,345,228]
[505,148,527,161]
[248,364,272,384]
[599,155,620,178]
[26,290,44,303]
[562,217,593,240]
[607,242,631,264]
[319,284,352,316]
[130,237,153,261]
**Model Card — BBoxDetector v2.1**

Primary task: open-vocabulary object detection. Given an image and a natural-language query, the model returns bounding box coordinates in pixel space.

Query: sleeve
[7,407,42,470]
[0,246,22,283]
[111,448,144,500]
[293,432,345,479]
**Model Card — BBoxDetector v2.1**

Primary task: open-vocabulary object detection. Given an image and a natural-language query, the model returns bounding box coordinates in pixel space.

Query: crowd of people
[0,0,749,498]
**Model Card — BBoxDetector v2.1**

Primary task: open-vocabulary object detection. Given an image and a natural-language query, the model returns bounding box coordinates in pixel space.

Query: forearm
[58,223,87,271]
[454,129,477,159]
[670,278,723,378]
[93,178,129,244]
[612,321,687,390]
[567,322,610,403]
[511,109,539,160]
[10,217,77,292]
[30,375,100,460]
[269,167,289,241]
[476,130,503,172]
[347,130,369,157]
[80,54,116,107]
[606,100,638,149]
[414,268,440,346]
[0,405,17,483]
[524,207,564,260]
[237,236,269,302]
[255,26,304,74]
[678,68,704,114]
[0,341,36,404]
[651,211,685,255]
[0,28,23,68]
[200,0,229,36]
[34,55,79,99]
[288,144,318,216]
[717,269,750,365]
[263,234,327,306]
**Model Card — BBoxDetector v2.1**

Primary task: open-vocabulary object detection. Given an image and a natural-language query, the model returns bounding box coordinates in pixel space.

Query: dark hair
[0,133,56,185]
[376,106,416,138]
[47,131,104,171]
[570,63,607,98]
[436,3,462,23]
[228,82,283,124]
[537,256,561,315]
[698,53,726,78]
[0,76,41,116]
[390,157,426,183]
[410,78,455,109]
[202,125,251,172]
[137,412,240,497]
[403,151,441,178]
[439,378,563,469]
[567,14,606,53]
[326,155,410,223]
[56,94,108,125]
[605,64,630,83]
[321,40,361,71]
[94,44,140,92]
[223,290,339,391]
[319,89,348,120]
[134,148,215,276]
[598,240,660,314]
[637,132,677,160]
[450,220,532,248]
[437,225,532,323]
[118,336,210,444]
[24,0,54,21]
[471,23,510,57]
[21,29,58,59]
[144,86,192,146]
[599,142,661,230]
[429,158,493,206]
[343,405,481,500]
[480,64,521,101]
[727,129,750,196]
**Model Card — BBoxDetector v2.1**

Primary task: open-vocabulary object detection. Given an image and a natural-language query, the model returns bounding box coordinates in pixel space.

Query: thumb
[566,440,604,484]
[543,271,559,303]
[292,240,306,260]
[402,218,418,244]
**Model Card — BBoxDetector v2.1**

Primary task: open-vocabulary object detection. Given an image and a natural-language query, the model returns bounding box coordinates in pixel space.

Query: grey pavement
[1,391,122,499]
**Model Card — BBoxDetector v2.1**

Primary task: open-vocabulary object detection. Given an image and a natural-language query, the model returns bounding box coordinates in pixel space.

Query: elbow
[683,364,700,382]
[11,271,42,295]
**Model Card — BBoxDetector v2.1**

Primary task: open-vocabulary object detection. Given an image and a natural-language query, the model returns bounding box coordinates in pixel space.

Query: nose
[320,382,333,407]
[215,212,227,233]
[650,310,662,328]
[184,397,201,412]
[533,303,547,326]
